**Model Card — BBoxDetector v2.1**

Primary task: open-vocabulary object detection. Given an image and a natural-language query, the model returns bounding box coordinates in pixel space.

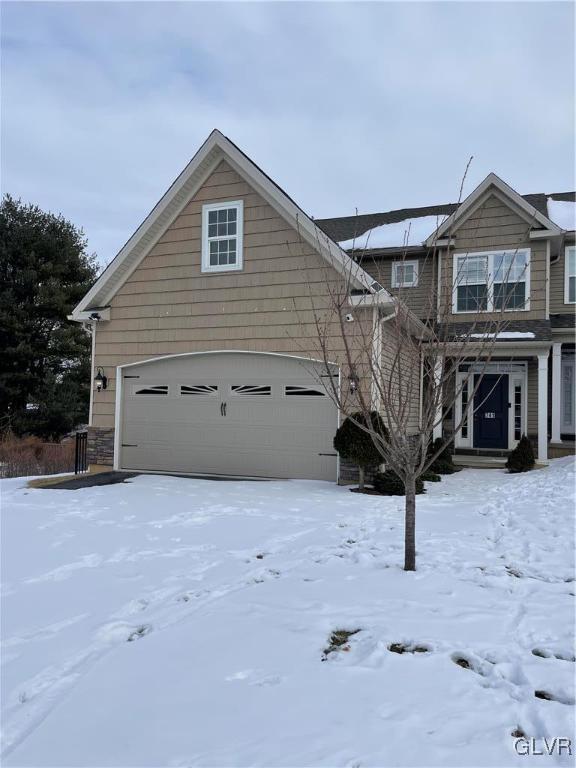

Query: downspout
[87,320,96,426]
[545,239,550,320]
[436,249,442,323]
[371,307,395,410]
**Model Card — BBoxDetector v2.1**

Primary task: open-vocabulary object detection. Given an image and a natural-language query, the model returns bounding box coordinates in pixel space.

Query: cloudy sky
[2,1,574,268]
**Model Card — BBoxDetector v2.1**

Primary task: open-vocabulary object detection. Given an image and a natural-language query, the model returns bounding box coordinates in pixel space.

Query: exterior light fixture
[349,372,359,395]
[94,367,108,392]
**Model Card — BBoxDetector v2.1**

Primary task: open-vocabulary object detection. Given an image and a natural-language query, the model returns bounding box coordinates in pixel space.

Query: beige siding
[360,253,436,320]
[91,161,389,428]
[527,357,539,436]
[380,322,421,435]
[550,248,576,315]
[439,193,547,322]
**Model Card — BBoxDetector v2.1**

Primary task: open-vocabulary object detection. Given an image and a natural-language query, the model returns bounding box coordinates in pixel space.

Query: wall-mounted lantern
[94,367,108,392]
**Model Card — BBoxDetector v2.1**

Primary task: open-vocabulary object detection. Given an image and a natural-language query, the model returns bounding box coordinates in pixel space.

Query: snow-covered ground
[1,460,574,767]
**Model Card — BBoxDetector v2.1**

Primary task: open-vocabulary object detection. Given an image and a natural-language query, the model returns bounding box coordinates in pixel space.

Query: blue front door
[473,374,509,449]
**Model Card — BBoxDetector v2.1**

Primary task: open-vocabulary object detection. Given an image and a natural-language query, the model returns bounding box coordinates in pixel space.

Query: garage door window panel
[180,384,219,396]
[285,385,326,397]
[231,385,272,396]
[132,385,169,396]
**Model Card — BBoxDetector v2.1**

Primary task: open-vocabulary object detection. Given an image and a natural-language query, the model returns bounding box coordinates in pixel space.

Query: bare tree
[292,169,535,571]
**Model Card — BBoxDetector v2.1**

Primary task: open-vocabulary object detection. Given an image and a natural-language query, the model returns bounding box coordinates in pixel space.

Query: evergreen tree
[374,470,425,496]
[333,411,388,490]
[427,437,457,474]
[505,435,535,473]
[0,195,98,439]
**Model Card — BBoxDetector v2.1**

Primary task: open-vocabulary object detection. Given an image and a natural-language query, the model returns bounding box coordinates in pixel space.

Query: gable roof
[316,186,572,250]
[423,172,562,247]
[71,130,383,319]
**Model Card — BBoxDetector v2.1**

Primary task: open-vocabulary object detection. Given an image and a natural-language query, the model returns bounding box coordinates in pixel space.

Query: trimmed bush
[506,435,535,473]
[421,470,441,482]
[334,411,388,489]
[427,437,457,474]
[373,470,425,496]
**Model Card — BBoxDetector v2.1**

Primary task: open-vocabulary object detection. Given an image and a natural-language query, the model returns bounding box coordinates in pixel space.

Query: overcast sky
[2,1,574,268]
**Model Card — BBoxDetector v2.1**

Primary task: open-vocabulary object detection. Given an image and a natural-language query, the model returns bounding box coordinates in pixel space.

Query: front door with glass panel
[473,374,509,449]
[561,357,575,434]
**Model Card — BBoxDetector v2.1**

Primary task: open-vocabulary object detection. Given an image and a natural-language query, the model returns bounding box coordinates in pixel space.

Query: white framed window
[201,200,243,273]
[452,249,530,313]
[392,260,419,288]
[564,246,576,304]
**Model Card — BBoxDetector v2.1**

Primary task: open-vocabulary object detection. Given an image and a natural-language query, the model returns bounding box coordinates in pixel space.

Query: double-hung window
[565,246,576,304]
[201,200,243,272]
[453,249,530,313]
[392,260,419,288]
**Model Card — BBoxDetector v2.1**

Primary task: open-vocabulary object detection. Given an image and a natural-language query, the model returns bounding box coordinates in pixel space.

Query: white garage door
[119,352,339,481]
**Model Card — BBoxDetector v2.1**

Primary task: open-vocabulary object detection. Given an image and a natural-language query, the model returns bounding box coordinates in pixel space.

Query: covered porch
[435,342,559,464]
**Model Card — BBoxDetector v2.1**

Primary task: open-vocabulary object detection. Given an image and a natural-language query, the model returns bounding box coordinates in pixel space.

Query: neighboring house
[319,177,575,464]
[71,130,575,481]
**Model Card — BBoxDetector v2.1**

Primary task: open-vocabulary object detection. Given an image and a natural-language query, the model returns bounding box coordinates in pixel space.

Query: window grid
[202,201,243,273]
[392,260,418,288]
[453,250,530,313]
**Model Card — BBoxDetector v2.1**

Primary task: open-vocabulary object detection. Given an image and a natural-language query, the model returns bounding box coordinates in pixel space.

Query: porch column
[551,343,562,444]
[432,356,443,441]
[537,352,549,464]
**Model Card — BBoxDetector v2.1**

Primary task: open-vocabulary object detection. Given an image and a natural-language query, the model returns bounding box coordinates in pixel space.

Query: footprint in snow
[127,625,152,642]
[534,689,575,705]
[532,648,575,662]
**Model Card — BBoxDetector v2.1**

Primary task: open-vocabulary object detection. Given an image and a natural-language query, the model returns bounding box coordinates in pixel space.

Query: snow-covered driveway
[1,460,574,767]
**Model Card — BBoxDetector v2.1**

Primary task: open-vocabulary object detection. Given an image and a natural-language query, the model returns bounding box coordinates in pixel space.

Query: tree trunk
[358,466,365,491]
[404,476,416,571]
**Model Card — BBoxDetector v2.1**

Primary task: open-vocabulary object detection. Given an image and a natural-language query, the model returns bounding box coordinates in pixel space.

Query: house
[318,177,575,464]
[70,130,575,481]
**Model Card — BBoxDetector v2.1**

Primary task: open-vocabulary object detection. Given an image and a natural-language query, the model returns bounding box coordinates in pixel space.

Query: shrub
[334,411,388,489]
[421,470,441,482]
[0,431,75,478]
[506,435,535,473]
[427,437,457,474]
[373,470,425,496]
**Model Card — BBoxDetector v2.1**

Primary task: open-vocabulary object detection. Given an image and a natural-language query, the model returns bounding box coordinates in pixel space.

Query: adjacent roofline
[71,130,385,320]
[424,172,562,247]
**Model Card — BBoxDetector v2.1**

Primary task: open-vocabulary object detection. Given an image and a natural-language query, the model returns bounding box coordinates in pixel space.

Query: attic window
[392,260,419,288]
[202,201,243,273]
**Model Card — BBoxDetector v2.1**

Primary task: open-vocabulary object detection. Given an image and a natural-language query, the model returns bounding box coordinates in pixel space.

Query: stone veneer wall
[87,427,115,466]
[338,458,379,486]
